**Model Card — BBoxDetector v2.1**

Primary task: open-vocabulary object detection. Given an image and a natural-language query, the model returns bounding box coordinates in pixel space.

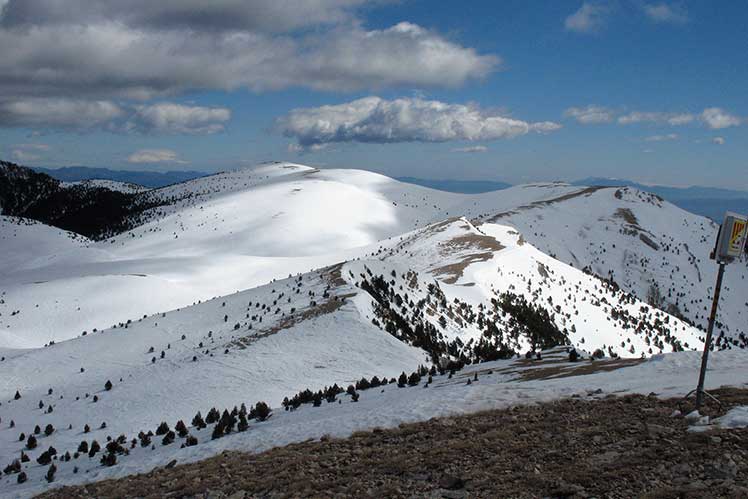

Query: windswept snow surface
[1,162,746,496]
[0,163,585,347]
[3,345,748,498]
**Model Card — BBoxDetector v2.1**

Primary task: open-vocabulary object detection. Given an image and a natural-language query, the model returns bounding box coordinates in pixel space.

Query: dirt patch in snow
[39,388,748,499]
[432,233,505,284]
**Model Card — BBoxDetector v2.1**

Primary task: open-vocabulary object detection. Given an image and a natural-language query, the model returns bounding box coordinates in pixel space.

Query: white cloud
[0,98,230,134]
[564,105,615,124]
[643,3,688,24]
[712,136,726,145]
[565,3,608,34]
[127,148,186,164]
[0,15,498,104]
[618,111,695,126]
[0,98,123,128]
[452,145,488,153]
[530,121,563,133]
[129,103,231,134]
[644,133,678,142]
[13,143,49,151]
[701,108,741,129]
[11,149,40,162]
[277,97,561,149]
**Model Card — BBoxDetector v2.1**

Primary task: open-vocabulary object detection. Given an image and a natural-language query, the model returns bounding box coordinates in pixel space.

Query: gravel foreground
[38,388,748,499]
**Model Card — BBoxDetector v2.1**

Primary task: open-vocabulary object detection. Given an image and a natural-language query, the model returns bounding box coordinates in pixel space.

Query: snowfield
[0,161,745,496]
[2,346,747,498]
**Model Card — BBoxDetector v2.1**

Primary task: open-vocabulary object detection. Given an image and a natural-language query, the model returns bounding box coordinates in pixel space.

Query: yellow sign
[729,218,747,256]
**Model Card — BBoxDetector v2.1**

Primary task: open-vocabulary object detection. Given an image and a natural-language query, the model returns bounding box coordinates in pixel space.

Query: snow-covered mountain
[481,185,748,349]
[0,160,746,496]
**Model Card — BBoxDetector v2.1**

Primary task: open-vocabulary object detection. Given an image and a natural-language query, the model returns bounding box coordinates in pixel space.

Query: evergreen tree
[254,401,271,421]
[175,420,188,438]
[104,380,113,391]
[45,463,56,483]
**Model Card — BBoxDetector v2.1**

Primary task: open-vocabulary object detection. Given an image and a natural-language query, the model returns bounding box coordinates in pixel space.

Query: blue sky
[0,1,746,189]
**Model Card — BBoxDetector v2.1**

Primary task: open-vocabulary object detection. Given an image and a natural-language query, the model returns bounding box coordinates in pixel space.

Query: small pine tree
[206,407,220,424]
[155,422,170,436]
[237,413,249,432]
[192,411,206,429]
[185,435,198,447]
[104,380,113,391]
[45,463,56,483]
[17,471,27,484]
[407,372,421,386]
[89,440,100,457]
[44,424,55,436]
[14,390,21,400]
[175,420,188,438]
[162,431,175,446]
[255,401,271,421]
[78,441,89,453]
[26,435,37,450]
[398,372,407,388]
[211,423,224,440]
[34,425,41,435]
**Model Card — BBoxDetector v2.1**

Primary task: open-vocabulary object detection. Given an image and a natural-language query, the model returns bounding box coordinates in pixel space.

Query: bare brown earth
[39,388,748,499]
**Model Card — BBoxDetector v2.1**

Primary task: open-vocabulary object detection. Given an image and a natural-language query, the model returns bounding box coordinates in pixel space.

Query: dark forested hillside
[0,160,163,239]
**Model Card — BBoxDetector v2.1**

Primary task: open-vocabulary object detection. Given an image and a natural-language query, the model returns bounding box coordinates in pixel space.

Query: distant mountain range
[32,166,208,188]
[395,176,511,194]
[29,166,747,221]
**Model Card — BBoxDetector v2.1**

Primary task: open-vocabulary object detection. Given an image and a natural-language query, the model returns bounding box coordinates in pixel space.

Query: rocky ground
[39,388,748,499]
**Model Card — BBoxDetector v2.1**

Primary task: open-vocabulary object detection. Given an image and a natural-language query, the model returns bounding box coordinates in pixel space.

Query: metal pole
[695,262,726,410]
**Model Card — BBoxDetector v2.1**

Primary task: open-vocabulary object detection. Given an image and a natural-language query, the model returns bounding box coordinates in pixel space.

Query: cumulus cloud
[452,145,488,153]
[0,0,370,33]
[564,105,615,124]
[565,3,608,34]
[0,97,230,135]
[0,98,123,128]
[643,3,688,24]
[127,149,186,164]
[712,136,726,145]
[644,133,678,142]
[129,103,231,134]
[0,2,498,106]
[277,97,561,149]
[618,111,695,126]
[701,108,741,129]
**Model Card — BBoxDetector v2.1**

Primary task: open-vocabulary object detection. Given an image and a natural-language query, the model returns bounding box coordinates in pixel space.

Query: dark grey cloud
[0,0,369,33]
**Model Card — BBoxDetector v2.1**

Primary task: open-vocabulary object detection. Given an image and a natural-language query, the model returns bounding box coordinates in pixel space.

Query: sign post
[691,212,748,410]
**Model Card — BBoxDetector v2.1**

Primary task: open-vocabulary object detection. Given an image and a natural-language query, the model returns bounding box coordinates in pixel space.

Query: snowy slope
[0,164,584,348]
[481,186,748,349]
[0,162,740,496]
[2,163,742,350]
[0,215,705,496]
[0,217,88,276]
[3,342,747,497]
